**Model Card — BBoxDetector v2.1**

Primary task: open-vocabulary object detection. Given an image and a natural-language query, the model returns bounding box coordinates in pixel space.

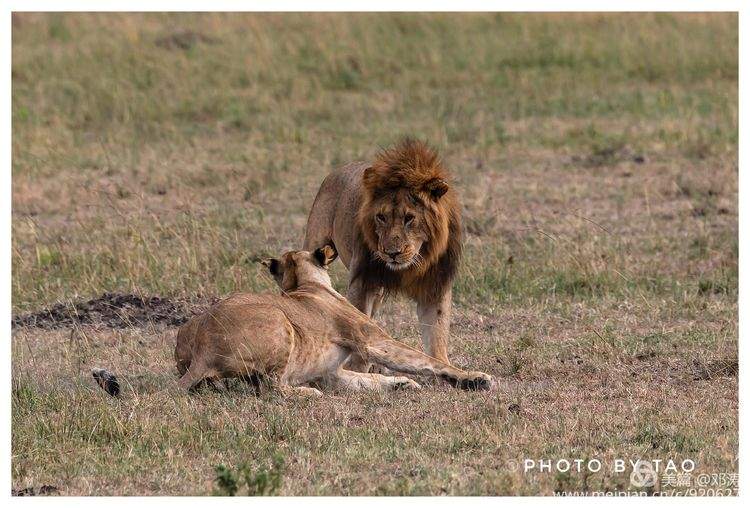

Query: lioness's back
[175,293,294,377]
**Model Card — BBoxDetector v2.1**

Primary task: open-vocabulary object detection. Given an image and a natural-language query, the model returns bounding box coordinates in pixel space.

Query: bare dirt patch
[11,293,197,330]
[12,485,60,496]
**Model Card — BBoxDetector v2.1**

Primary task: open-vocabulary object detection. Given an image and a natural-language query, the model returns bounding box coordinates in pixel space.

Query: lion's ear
[362,166,377,188]
[313,244,338,267]
[425,177,449,200]
[261,258,282,276]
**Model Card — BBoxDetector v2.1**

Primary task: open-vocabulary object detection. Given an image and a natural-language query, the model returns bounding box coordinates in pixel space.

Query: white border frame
[2,2,744,506]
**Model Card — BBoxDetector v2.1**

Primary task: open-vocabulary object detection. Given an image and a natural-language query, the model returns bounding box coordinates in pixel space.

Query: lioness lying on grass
[174,246,493,395]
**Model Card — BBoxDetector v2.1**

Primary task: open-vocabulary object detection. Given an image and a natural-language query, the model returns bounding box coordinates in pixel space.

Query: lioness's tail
[91,367,120,397]
[92,363,222,397]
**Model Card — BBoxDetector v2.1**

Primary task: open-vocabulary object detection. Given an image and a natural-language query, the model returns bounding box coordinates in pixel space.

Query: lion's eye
[404,214,415,226]
[375,213,386,224]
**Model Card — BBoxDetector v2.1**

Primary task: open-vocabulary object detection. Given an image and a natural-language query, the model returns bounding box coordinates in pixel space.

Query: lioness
[304,138,460,365]
[174,246,493,394]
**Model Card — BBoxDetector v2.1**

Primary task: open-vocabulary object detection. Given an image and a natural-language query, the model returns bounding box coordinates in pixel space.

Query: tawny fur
[174,247,492,395]
[303,138,461,364]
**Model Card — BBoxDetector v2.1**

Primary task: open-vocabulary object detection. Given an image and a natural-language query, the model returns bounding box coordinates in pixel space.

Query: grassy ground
[11,13,737,495]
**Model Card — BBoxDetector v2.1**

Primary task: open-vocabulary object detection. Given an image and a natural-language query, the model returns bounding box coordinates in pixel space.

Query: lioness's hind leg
[342,353,370,373]
[177,363,209,392]
[334,369,420,392]
[280,385,323,397]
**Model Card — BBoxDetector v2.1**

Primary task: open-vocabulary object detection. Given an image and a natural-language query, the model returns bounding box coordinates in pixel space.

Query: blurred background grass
[13,13,736,154]
[12,13,737,312]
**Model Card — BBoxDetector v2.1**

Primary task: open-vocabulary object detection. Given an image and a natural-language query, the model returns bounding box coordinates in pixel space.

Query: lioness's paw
[460,372,494,391]
[283,386,323,397]
[441,371,494,391]
[392,377,421,390]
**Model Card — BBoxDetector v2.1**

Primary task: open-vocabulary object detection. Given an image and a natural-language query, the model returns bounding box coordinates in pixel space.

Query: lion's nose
[385,250,402,260]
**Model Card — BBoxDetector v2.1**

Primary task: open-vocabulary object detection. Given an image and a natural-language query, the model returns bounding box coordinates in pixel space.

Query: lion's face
[369,188,436,271]
[357,138,456,279]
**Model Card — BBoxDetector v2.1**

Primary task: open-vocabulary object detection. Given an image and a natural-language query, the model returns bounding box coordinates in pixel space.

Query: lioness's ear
[313,244,338,267]
[261,258,282,276]
[425,177,449,200]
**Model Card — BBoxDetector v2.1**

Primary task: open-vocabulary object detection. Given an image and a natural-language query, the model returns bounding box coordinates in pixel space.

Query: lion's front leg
[417,288,452,365]
[344,274,381,372]
[346,275,381,317]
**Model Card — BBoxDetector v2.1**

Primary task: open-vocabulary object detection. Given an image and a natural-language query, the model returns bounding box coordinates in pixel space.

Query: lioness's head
[262,245,338,292]
[358,138,454,272]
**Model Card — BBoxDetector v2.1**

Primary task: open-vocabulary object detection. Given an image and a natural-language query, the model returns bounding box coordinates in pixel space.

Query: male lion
[174,246,492,395]
[304,138,460,365]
